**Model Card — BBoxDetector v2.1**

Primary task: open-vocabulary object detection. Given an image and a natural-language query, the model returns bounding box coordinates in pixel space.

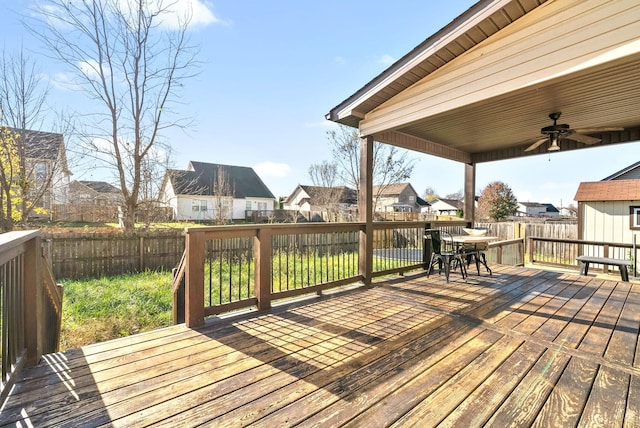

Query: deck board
[2,265,640,427]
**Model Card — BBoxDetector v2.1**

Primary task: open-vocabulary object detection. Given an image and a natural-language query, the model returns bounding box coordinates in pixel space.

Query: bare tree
[445,190,464,201]
[326,124,416,206]
[29,0,200,231]
[211,166,233,224]
[308,161,344,222]
[0,47,70,228]
[423,186,438,201]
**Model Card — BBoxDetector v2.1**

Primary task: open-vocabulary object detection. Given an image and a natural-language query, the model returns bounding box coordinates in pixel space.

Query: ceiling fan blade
[524,138,547,152]
[564,132,601,145]
[572,127,624,133]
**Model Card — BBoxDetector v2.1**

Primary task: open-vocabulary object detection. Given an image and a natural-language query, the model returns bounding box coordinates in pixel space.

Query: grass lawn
[59,271,173,350]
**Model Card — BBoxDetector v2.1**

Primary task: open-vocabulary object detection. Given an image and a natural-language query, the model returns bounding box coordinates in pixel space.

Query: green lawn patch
[59,271,173,350]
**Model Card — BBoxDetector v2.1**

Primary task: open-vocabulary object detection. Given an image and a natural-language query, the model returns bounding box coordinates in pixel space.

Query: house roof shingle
[574,180,640,202]
[14,128,65,160]
[168,162,275,199]
[77,180,120,194]
[372,182,414,197]
[298,185,358,205]
[601,161,640,181]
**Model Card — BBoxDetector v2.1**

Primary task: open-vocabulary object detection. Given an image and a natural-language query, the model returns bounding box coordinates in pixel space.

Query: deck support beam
[359,135,374,286]
[464,162,476,223]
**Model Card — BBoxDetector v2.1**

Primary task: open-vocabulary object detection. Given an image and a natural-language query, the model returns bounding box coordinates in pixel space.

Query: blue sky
[2,1,640,207]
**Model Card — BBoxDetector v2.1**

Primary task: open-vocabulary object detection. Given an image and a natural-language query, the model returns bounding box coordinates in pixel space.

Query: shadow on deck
[2,265,639,426]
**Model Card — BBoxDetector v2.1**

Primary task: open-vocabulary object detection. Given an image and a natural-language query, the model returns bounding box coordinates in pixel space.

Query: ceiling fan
[524,112,623,152]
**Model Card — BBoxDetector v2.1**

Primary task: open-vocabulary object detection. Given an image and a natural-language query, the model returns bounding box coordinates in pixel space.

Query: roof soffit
[328,0,546,125]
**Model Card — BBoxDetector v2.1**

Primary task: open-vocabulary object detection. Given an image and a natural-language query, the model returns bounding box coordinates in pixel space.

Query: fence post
[24,232,43,366]
[603,244,610,274]
[528,237,534,265]
[254,227,272,310]
[139,235,145,272]
[185,230,205,328]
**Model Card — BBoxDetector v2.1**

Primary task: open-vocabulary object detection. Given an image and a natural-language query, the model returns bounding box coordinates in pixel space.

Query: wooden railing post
[185,230,205,328]
[254,227,272,310]
[24,233,43,366]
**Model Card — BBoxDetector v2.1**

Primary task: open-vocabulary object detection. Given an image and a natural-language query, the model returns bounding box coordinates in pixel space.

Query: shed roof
[574,180,640,202]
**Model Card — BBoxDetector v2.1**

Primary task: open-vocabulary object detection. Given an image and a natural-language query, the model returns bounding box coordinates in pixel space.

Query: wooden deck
[2,265,640,427]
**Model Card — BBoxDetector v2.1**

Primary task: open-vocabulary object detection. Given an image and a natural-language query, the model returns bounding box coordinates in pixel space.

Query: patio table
[443,235,499,275]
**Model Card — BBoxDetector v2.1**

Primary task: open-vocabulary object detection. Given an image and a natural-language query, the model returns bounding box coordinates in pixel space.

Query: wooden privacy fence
[42,230,185,279]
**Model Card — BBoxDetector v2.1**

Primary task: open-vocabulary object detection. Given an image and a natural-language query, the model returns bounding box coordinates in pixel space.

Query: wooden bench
[576,255,632,282]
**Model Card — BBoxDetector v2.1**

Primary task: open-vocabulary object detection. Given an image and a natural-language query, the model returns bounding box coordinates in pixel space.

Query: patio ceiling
[326,0,640,164]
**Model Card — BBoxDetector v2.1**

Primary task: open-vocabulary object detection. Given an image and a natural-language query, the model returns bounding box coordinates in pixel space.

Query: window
[34,163,47,181]
[408,195,415,202]
[192,200,207,212]
[630,206,640,230]
[246,201,252,210]
[257,202,267,211]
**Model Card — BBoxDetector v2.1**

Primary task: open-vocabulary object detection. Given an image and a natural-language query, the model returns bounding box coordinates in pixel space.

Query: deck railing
[528,236,636,275]
[486,238,526,267]
[176,220,476,327]
[0,230,62,405]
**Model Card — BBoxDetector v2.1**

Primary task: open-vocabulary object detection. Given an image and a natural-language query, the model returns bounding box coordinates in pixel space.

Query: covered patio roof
[326,0,640,164]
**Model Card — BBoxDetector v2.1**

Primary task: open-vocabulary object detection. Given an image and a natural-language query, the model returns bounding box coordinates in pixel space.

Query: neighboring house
[417,196,431,213]
[159,161,275,221]
[517,202,559,218]
[559,206,577,218]
[372,183,420,213]
[69,180,123,205]
[283,185,357,221]
[430,198,464,216]
[20,129,71,215]
[575,161,640,244]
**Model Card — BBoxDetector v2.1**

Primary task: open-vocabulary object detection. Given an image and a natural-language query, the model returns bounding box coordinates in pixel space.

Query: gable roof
[372,182,416,197]
[416,196,430,207]
[168,161,275,199]
[431,198,463,210]
[327,1,640,165]
[298,185,358,205]
[518,202,547,208]
[574,180,640,202]
[11,128,65,160]
[77,180,120,194]
[602,161,640,181]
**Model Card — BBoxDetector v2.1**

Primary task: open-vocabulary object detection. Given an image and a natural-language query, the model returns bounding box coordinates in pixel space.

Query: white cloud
[253,162,292,178]
[118,0,219,29]
[379,54,395,65]
[78,59,105,81]
[334,56,347,65]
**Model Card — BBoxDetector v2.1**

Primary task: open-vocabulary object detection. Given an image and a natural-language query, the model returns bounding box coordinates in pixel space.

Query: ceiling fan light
[548,134,560,151]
